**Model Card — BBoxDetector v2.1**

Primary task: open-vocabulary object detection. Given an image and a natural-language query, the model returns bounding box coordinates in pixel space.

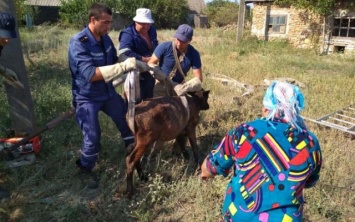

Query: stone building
[245,0,355,54]
[188,0,208,28]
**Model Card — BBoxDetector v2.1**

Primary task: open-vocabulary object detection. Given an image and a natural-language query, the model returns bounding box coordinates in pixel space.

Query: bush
[203,0,239,27]
[59,0,119,28]
[111,0,189,29]
[59,0,189,29]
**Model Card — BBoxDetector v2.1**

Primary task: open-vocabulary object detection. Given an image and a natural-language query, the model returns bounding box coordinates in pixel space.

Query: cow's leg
[135,158,149,182]
[125,139,153,198]
[174,134,189,160]
[125,148,137,199]
[186,129,199,164]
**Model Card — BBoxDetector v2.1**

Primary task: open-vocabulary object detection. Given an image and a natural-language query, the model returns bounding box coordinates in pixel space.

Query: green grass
[0,25,354,222]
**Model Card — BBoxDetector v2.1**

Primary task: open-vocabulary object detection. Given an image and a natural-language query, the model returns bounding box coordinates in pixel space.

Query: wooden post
[236,0,246,43]
[0,0,36,136]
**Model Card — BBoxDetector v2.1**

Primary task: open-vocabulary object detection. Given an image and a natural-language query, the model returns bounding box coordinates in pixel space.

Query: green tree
[59,0,189,29]
[13,0,37,25]
[115,0,189,28]
[13,0,26,19]
[59,0,118,28]
[203,0,239,27]
[274,0,355,15]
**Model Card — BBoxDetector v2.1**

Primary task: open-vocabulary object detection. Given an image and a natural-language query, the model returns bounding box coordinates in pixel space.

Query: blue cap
[173,24,193,42]
[0,12,17,38]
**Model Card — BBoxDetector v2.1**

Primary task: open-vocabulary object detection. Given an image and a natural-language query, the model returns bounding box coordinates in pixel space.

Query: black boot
[76,159,99,189]
[0,187,10,201]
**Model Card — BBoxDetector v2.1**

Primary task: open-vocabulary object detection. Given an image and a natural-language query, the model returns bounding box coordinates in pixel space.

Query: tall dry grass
[0,25,354,222]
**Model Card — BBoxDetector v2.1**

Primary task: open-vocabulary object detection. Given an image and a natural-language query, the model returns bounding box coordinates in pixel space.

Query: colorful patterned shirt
[205,118,322,222]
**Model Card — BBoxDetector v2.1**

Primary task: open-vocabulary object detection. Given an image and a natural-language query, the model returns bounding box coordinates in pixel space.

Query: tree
[146,0,189,28]
[113,0,190,29]
[274,0,355,15]
[0,0,36,136]
[59,0,119,28]
[203,0,239,27]
[60,0,189,29]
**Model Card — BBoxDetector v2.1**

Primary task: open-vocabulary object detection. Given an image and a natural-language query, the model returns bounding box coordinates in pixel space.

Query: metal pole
[236,0,246,43]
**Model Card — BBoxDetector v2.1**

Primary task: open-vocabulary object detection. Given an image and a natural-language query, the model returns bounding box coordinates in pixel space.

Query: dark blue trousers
[75,94,134,170]
[139,71,155,101]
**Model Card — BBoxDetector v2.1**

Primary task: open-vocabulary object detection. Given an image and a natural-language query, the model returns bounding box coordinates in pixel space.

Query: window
[332,17,355,37]
[268,15,287,34]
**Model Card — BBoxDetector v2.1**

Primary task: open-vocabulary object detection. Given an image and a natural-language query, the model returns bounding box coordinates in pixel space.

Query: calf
[123,89,210,198]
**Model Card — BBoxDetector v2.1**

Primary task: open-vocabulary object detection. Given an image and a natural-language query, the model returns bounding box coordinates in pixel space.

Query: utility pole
[236,0,245,43]
[0,0,36,136]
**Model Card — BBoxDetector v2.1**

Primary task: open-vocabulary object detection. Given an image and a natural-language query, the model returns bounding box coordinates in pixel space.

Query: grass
[0,25,354,222]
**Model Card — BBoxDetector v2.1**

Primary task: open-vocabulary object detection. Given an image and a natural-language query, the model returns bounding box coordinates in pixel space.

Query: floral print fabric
[205,118,322,222]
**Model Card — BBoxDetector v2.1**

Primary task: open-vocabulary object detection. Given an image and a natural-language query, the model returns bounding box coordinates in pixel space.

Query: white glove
[99,58,137,82]
[174,77,202,96]
[112,73,128,88]
[0,64,18,82]
[118,49,149,73]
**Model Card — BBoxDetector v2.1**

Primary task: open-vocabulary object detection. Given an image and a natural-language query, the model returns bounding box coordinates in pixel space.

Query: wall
[33,6,59,25]
[251,3,323,49]
[324,8,355,54]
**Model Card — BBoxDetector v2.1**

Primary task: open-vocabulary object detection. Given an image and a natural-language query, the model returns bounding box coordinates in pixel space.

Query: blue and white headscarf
[263,81,306,131]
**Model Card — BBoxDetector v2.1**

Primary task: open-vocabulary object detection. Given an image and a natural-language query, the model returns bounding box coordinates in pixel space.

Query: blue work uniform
[152,41,201,84]
[69,26,134,170]
[119,23,158,100]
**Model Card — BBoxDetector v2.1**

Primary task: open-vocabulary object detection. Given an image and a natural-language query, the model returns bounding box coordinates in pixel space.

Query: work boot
[0,187,10,201]
[76,159,99,189]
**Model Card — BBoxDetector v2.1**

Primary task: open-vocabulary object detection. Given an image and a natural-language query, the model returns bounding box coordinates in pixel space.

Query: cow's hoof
[124,191,133,199]
[182,151,190,160]
[139,173,149,182]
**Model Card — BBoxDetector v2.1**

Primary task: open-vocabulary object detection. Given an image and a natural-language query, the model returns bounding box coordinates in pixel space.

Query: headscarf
[263,81,306,131]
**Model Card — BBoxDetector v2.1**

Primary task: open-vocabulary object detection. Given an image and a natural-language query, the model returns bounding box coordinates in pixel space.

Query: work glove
[112,73,128,88]
[147,64,168,82]
[174,77,202,96]
[118,49,149,73]
[98,58,137,82]
[136,60,149,73]
[0,64,18,82]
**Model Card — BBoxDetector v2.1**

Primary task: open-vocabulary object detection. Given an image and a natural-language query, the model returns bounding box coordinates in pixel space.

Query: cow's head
[188,89,210,110]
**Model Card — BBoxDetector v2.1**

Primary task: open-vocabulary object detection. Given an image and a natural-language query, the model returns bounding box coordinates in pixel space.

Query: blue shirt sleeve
[188,45,202,70]
[118,25,158,61]
[68,37,96,82]
[152,42,168,61]
[118,31,142,60]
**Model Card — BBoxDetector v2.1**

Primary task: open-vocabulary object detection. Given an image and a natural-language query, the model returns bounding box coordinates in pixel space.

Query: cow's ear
[203,90,210,96]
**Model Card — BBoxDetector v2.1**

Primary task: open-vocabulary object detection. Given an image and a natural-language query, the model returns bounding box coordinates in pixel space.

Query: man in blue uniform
[148,24,203,97]
[0,11,18,201]
[118,8,158,101]
[147,24,203,154]
[68,3,143,189]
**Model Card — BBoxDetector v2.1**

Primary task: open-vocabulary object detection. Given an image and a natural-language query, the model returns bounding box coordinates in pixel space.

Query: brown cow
[122,89,210,198]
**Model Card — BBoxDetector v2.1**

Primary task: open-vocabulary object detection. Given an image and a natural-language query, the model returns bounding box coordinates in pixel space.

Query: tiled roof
[25,0,62,7]
[188,0,206,14]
